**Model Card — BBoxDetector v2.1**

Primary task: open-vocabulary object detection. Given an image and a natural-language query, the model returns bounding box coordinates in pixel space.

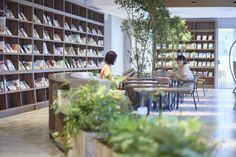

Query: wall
[104,14,125,75]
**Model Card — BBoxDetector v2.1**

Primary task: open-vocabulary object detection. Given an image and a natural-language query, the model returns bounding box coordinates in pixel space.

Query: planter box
[93,140,117,157]
[68,131,95,157]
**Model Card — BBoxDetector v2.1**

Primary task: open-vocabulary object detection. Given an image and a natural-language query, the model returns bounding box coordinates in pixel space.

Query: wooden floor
[0,89,235,157]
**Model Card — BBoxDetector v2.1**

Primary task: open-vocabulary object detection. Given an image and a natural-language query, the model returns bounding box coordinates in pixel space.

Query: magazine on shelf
[0,82,4,92]
[19,81,30,90]
[5,26,12,35]
[92,28,97,35]
[11,44,18,53]
[87,27,91,34]
[43,42,49,54]
[202,35,207,41]
[34,60,48,69]
[19,45,25,54]
[19,28,28,37]
[43,30,50,40]
[33,29,40,38]
[19,61,26,70]
[6,80,19,91]
[98,40,104,46]
[23,45,33,54]
[203,43,208,49]
[53,19,60,27]
[5,59,16,71]
[0,61,8,71]
[33,14,41,24]
[208,43,214,49]
[64,22,70,29]
[47,16,52,26]
[20,12,28,21]
[197,43,202,49]
[54,46,63,55]
[196,35,201,40]
[22,61,32,70]
[35,77,49,87]
[208,35,213,40]
[0,17,6,34]
[46,60,56,68]
[71,24,77,31]
[65,60,71,68]
[43,14,47,24]
[0,41,4,52]
[65,47,71,55]
[34,45,40,54]
[55,60,64,68]
[97,30,103,36]
[5,9,15,18]
[78,25,84,32]
[5,43,12,52]
[54,34,61,41]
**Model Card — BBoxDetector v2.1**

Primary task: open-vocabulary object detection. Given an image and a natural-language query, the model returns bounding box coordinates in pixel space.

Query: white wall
[104,15,125,75]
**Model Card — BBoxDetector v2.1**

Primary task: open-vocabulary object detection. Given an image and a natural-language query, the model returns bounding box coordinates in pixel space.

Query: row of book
[4,25,29,38]
[196,34,214,41]
[189,61,215,67]
[4,43,32,54]
[6,9,29,22]
[64,34,86,44]
[35,77,49,88]
[0,60,16,71]
[193,71,214,77]
[158,52,215,59]
[157,43,215,50]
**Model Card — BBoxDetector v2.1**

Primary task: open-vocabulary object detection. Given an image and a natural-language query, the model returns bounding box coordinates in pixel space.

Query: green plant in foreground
[63,82,131,138]
[103,116,216,157]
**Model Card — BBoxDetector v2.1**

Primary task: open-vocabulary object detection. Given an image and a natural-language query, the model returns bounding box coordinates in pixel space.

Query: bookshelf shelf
[156,21,216,87]
[0,0,105,118]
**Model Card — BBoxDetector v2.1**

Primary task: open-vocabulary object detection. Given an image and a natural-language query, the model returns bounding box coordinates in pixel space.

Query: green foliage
[63,82,131,138]
[103,116,216,157]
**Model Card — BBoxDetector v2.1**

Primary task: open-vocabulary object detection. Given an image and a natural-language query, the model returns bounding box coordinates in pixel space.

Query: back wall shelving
[0,0,105,118]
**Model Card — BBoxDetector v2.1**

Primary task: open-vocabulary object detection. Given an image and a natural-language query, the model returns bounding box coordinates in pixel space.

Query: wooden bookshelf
[0,0,105,118]
[155,20,216,88]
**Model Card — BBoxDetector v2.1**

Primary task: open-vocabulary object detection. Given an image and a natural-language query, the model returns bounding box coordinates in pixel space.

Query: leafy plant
[102,116,216,157]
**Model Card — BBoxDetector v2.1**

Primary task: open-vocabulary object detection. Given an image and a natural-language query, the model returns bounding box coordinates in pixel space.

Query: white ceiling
[85,0,236,19]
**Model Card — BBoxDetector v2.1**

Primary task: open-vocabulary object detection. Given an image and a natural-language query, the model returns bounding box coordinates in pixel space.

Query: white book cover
[208,35,213,40]
[202,35,207,40]
[5,26,12,35]
[20,28,28,37]
[203,43,208,49]
[208,43,214,49]
[43,43,49,54]
[196,35,201,40]
[197,43,202,49]
[20,12,28,21]
[79,26,84,32]
[23,45,33,54]
[71,24,77,31]
[43,15,47,24]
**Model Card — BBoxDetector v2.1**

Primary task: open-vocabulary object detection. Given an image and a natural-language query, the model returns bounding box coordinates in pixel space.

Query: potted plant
[54,82,131,157]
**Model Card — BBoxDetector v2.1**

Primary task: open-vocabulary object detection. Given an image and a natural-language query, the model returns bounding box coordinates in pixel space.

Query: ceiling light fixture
[233,1,236,3]
[192,1,196,3]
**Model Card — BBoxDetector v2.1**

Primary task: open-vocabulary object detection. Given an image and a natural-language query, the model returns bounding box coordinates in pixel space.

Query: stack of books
[87,49,97,57]
[0,82,4,93]
[19,81,30,90]
[35,77,49,88]
[33,14,41,24]
[22,45,33,54]
[18,12,28,21]
[43,15,52,26]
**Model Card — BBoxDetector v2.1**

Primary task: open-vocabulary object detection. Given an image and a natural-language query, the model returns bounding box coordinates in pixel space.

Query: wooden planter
[57,89,68,114]
[93,140,117,157]
[68,131,95,157]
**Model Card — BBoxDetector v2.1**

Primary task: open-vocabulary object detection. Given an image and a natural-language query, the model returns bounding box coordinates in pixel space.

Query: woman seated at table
[171,55,194,90]
[100,51,117,80]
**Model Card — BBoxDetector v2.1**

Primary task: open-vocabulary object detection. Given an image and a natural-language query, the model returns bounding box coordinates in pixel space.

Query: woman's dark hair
[177,55,187,64]
[105,51,117,65]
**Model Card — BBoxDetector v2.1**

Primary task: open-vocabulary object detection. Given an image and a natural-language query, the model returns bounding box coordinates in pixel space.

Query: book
[19,81,30,90]
[46,60,56,68]
[202,35,207,40]
[208,35,213,40]
[43,14,47,24]
[0,41,4,53]
[55,60,64,68]
[6,80,19,91]
[19,28,28,37]
[11,44,19,53]
[203,43,208,49]
[197,43,202,49]
[5,26,12,35]
[196,35,201,40]
[5,43,12,52]
[5,59,16,70]
[22,61,32,70]
[47,16,52,26]
[35,77,49,87]
[33,14,41,24]
[34,60,48,69]
[98,40,104,46]
[208,43,214,49]
[0,61,8,71]
[43,30,50,40]
[19,45,25,54]
[87,38,97,45]
[43,42,49,54]
[19,61,26,70]
[54,45,63,55]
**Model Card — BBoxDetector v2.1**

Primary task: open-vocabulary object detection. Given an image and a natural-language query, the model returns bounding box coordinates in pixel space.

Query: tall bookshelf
[156,20,216,88]
[0,0,104,118]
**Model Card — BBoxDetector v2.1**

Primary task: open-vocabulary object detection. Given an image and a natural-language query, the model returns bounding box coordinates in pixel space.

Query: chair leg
[195,87,199,102]
[176,93,180,110]
[193,93,197,110]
